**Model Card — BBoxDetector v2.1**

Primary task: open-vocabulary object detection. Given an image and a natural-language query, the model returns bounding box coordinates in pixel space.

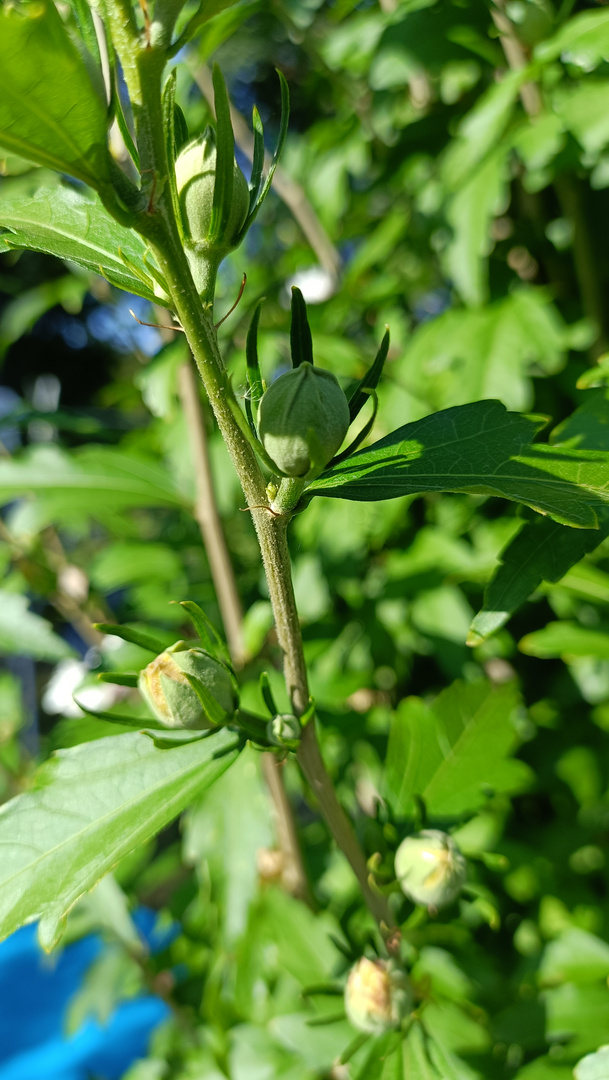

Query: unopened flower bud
[267,713,301,750]
[574,1045,609,1080]
[257,362,350,478]
[175,129,249,249]
[345,958,411,1035]
[139,641,237,730]
[395,830,466,910]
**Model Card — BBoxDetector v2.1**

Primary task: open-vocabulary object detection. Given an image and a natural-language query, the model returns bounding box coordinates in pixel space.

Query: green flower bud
[395,830,466,910]
[139,641,237,730]
[175,128,249,248]
[267,713,301,750]
[345,958,411,1035]
[257,362,350,478]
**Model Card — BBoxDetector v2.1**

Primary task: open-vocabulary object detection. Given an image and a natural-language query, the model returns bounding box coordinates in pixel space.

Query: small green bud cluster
[344,958,411,1035]
[257,362,350,479]
[175,129,249,251]
[395,830,466,910]
[266,713,301,750]
[139,640,237,730]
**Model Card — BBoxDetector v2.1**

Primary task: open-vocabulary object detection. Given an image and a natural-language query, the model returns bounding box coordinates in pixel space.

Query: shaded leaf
[0,445,185,520]
[0,590,74,662]
[0,728,241,950]
[519,622,609,660]
[443,147,510,307]
[398,289,570,414]
[470,391,609,643]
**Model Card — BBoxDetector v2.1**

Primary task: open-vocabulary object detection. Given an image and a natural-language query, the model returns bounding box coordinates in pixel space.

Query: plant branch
[177,359,245,665]
[177,359,312,901]
[110,46,395,940]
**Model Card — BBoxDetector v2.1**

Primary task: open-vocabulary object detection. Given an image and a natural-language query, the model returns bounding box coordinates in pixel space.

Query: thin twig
[177,360,245,665]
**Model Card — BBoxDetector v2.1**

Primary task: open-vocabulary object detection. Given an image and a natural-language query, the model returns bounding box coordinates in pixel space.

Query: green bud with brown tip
[257,362,350,479]
[344,958,411,1035]
[138,640,237,730]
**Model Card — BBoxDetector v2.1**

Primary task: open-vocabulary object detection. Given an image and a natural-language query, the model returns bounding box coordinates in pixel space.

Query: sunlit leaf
[384,681,532,818]
[0,728,241,950]
[0,182,161,303]
[0,1,110,188]
[308,400,609,529]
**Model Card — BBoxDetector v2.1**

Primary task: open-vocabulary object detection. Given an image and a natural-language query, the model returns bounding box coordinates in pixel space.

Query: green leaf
[0,182,162,303]
[398,289,569,414]
[183,747,273,943]
[554,81,609,158]
[0,445,185,527]
[402,1025,441,1080]
[519,622,609,661]
[308,400,609,529]
[469,391,609,643]
[545,983,609,1059]
[0,590,74,661]
[467,513,609,646]
[536,8,609,68]
[0,727,241,950]
[427,1033,479,1080]
[0,1,110,189]
[441,67,530,189]
[290,286,314,368]
[384,681,532,818]
[540,929,609,986]
[443,147,510,307]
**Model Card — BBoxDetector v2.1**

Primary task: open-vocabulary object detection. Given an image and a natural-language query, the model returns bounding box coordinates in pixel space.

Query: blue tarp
[0,916,170,1080]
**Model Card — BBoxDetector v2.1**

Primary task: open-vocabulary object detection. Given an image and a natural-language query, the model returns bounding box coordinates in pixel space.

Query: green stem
[101,23,395,939]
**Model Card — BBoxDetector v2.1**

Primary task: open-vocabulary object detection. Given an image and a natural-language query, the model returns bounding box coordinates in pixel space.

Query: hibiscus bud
[574,1045,609,1080]
[395,830,467,910]
[257,362,350,478]
[345,958,411,1035]
[267,713,301,750]
[175,128,249,249]
[139,641,237,730]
